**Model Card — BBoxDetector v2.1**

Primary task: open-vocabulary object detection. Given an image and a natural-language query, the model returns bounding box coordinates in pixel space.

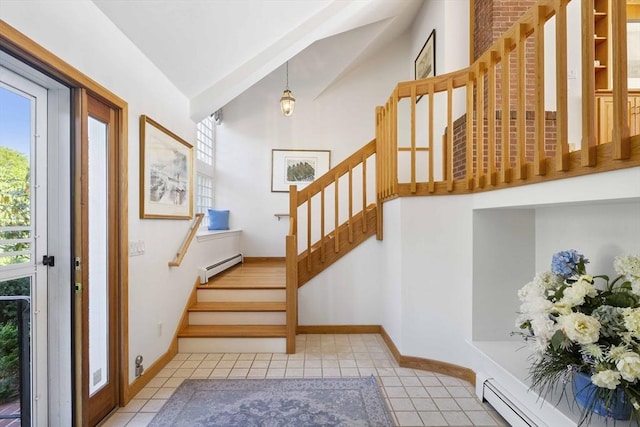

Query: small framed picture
[271,149,331,192]
[415,29,436,81]
[139,115,193,219]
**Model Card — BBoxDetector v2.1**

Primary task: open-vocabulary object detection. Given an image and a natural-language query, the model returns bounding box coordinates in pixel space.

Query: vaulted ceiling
[91,0,423,121]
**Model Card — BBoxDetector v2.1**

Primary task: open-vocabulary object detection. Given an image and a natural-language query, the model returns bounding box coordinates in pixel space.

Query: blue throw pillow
[207,209,230,230]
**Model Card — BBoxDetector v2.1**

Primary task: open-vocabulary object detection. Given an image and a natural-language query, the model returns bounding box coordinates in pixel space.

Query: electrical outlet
[568,69,577,80]
[128,240,146,257]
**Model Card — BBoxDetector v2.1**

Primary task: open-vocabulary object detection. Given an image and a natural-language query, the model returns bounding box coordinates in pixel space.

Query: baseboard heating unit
[478,376,541,427]
[198,253,243,284]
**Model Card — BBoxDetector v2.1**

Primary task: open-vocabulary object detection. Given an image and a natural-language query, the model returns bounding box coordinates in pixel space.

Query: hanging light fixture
[280,61,296,116]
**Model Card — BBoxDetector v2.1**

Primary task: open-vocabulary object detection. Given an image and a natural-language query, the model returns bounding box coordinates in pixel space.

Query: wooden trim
[0,21,132,411]
[379,327,476,385]
[298,325,476,385]
[611,0,631,159]
[581,0,597,166]
[168,213,204,267]
[297,325,382,334]
[555,0,569,172]
[243,257,286,263]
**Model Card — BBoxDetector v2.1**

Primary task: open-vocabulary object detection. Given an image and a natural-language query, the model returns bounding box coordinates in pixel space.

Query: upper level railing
[377,0,639,200]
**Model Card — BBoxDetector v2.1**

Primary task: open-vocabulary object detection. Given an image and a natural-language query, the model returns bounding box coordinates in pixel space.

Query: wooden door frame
[0,18,131,422]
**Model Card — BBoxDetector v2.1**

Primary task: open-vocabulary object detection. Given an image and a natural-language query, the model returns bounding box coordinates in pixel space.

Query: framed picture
[271,149,331,192]
[139,115,193,219]
[415,29,436,82]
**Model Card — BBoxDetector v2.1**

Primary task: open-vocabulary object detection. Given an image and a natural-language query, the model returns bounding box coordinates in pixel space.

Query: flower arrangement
[516,250,640,424]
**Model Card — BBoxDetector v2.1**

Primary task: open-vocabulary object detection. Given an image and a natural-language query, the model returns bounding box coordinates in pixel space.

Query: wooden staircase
[177,261,288,353]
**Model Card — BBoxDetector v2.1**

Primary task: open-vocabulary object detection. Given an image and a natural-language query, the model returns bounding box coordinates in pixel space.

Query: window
[195,115,215,215]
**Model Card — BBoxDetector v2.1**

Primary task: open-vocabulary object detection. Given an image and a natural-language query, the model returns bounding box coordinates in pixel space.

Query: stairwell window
[195,115,215,215]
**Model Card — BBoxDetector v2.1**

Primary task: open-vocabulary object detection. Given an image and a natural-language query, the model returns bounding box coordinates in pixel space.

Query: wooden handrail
[168,213,204,267]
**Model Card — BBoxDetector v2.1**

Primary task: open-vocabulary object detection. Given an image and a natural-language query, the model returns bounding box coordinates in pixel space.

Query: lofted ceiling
[91,0,423,121]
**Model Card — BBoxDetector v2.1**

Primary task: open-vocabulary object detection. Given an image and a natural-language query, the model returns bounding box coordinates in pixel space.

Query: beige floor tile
[187,354,206,361]
[322,367,341,377]
[179,360,201,369]
[152,388,176,399]
[100,412,134,427]
[418,411,448,427]
[247,368,267,378]
[140,399,167,413]
[266,368,285,378]
[117,399,147,413]
[233,360,252,368]
[191,368,213,378]
[389,397,415,411]
[385,386,409,398]
[465,410,499,426]
[163,377,185,387]
[251,360,270,369]
[442,410,472,425]
[125,412,156,427]
[133,387,158,399]
[395,411,424,426]
[229,368,250,377]
[432,398,461,411]
[411,398,437,411]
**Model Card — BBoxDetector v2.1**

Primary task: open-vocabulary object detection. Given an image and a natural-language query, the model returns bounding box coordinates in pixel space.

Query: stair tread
[179,324,287,338]
[199,281,285,290]
[190,302,286,312]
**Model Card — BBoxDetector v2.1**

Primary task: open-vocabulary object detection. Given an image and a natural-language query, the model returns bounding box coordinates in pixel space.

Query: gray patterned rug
[148,376,393,426]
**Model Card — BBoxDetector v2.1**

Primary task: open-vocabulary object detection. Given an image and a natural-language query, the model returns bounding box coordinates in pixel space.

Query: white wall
[215,31,410,256]
[0,0,221,382]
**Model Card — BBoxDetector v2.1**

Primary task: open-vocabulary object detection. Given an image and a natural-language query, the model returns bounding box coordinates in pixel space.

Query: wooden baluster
[348,165,353,243]
[306,194,311,272]
[362,152,368,233]
[447,79,454,191]
[392,89,399,196]
[515,24,527,180]
[428,83,435,192]
[488,51,497,185]
[581,0,596,166]
[476,63,485,188]
[320,186,325,263]
[612,0,630,159]
[334,172,340,253]
[466,71,475,190]
[501,37,512,183]
[411,85,417,193]
[534,5,546,176]
[555,0,569,171]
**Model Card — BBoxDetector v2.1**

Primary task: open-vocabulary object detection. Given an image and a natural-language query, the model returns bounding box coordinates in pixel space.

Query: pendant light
[280,61,296,116]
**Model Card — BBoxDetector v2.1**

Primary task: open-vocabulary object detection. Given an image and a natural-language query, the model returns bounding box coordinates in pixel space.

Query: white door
[0,66,49,426]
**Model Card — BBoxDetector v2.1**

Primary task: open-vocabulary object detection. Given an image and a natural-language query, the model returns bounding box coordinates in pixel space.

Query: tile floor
[100,334,508,427]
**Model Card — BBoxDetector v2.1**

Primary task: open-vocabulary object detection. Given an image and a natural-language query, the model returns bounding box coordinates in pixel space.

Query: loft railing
[377,0,638,199]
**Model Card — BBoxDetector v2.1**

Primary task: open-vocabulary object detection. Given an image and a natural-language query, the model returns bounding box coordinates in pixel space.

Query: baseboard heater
[198,253,243,284]
[481,378,539,427]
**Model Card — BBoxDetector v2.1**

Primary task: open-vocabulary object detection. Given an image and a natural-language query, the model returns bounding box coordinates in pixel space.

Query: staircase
[177,261,288,353]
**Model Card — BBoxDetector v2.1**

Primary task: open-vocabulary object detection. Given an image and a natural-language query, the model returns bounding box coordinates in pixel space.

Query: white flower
[624,308,640,339]
[616,351,640,382]
[615,255,640,294]
[557,313,600,344]
[581,343,604,361]
[533,271,563,290]
[552,301,572,315]
[560,279,597,307]
[591,370,622,389]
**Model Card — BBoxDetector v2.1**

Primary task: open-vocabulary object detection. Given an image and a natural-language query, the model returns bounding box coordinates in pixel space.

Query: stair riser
[197,289,286,302]
[178,337,286,353]
[188,311,286,325]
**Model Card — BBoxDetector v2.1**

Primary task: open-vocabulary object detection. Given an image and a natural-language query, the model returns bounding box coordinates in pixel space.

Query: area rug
[148,376,393,426]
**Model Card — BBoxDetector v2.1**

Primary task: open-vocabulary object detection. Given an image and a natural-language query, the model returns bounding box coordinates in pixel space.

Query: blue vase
[572,372,632,420]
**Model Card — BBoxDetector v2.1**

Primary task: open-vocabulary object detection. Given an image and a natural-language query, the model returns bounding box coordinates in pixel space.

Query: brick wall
[451,111,558,180]
[450,0,556,180]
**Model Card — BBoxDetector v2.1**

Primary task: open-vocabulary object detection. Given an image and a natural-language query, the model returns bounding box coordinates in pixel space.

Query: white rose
[616,352,640,382]
[591,370,622,389]
[561,280,597,307]
[557,313,600,344]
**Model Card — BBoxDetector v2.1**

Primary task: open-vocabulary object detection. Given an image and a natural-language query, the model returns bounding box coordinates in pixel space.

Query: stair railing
[376,0,636,199]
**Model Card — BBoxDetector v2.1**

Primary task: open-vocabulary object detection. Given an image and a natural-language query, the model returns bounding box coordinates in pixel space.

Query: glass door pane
[0,86,32,269]
[0,277,31,427]
[88,117,108,396]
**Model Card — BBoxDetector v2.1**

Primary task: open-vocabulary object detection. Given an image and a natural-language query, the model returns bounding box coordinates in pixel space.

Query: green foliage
[0,322,20,403]
[0,147,30,266]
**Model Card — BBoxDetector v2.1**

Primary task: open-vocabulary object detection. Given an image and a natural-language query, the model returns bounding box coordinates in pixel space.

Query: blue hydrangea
[551,249,589,279]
